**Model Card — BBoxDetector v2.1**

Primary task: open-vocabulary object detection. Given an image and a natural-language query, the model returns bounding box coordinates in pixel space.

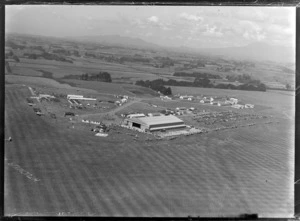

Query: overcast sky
[6,6,295,48]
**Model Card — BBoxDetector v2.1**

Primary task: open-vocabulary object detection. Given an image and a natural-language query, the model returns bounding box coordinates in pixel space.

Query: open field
[62,79,158,98]
[5,82,294,217]
[115,102,165,115]
[8,58,165,81]
[5,75,98,95]
[171,86,294,118]
[5,33,295,217]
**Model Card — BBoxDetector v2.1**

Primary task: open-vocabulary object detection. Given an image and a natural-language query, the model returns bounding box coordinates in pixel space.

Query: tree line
[173,72,222,79]
[136,79,172,95]
[136,77,266,92]
[23,52,73,63]
[226,73,260,84]
[80,72,112,83]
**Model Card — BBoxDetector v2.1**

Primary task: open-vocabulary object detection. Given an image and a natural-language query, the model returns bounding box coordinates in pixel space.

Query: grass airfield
[4,81,294,217]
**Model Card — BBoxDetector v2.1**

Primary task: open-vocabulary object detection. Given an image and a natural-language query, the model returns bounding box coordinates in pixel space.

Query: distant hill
[196,42,295,63]
[70,35,161,50]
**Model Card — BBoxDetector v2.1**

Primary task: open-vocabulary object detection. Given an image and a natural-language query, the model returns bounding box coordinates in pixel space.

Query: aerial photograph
[4,5,295,218]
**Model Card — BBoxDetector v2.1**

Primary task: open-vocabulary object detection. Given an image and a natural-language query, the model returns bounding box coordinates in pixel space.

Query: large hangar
[124,115,186,132]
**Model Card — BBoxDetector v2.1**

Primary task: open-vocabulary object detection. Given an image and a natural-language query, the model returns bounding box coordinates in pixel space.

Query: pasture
[63,79,158,98]
[5,83,294,217]
[171,86,295,118]
[8,58,162,81]
[115,102,164,115]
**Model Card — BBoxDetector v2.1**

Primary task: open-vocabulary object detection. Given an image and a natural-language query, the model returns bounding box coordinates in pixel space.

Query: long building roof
[127,115,184,126]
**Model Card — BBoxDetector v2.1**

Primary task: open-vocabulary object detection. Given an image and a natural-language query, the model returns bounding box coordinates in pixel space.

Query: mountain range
[63,34,296,63]
[196,42,295,63]
[70,35,160,50]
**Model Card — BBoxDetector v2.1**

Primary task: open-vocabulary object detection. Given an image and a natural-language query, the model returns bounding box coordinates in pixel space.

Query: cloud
[148,16,159,23]
[234,8,268,22]
[267,24,294,36]
[144,32,153,37]
[203,25,223,37]
[242,31,265,41]
[238,20,262,32]
[179,12,203,22]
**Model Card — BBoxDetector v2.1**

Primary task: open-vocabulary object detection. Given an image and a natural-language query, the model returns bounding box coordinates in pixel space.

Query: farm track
[5,84,293,217]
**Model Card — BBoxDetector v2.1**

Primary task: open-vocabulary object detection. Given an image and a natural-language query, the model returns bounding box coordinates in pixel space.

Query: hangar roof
[127,115,184,126]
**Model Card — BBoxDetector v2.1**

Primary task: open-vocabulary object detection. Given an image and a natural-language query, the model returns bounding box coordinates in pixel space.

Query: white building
[39,94,56,99]
[229,98,238,104]
[67,95,83,99]
[127,113,146,118]
[124,115,186,132]
[232,104,244,109]
[245,104,254,108]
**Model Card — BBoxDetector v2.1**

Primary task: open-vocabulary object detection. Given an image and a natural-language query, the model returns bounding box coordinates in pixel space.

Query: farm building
[124,115,186,132]
[147,113,162,117]
[160,96,172,100]
[67,95,83,99]
[70,97,97,101]
[229,98,238,104]
[180,95,194,100]
[127,113,146,118]
[67,95,96,101]
[200,99,211,104]
[203,97,214,101]
[245,104,254,108]
[176,107,187,111]
[39,94,56,99]
[217,101,231,106]
[232,104,244,109]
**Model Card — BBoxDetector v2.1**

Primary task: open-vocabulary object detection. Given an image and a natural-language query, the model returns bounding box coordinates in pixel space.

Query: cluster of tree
[5,51,14,59]
[162,79,194,87]
[137,77,266,92]
[103,55,120,63]
[52,49,72,56]
[281,66,294,74]
[226,74,261,84]
[136,79,172,95]
[38,70,53,78]
[183,60,205,69]
[154,56,174,68]
[24,53,38,59]
[194,77,213,87]
[194,76,266,91]
[173,72,222,79]
[73,50,80,57]
[119,56,150,63]
[52,49,80,57]
[85,52,97,58]
[80,72,112,83]
[214,82,266,91]
[5,61,11,73]
[13,55,20,62]
[84,53,120,63]
[286,83,292,90]
[84,52,152,64]
[30,45,45,52]
[217,66,235,72]
[5,50,20,62]
[6,41,26,50]
[23,52,73,63]
[231,60,255,68]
